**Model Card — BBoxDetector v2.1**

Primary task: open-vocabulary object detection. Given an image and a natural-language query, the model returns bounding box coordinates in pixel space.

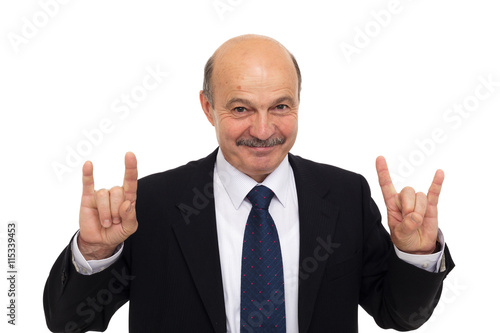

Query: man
[44,34,454,332]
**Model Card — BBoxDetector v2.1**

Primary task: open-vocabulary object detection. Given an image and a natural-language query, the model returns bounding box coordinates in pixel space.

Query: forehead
[212,45,298,101]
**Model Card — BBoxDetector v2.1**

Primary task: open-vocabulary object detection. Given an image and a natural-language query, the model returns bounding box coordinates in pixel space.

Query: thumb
[119,200,138,236]
[399,212,423,235]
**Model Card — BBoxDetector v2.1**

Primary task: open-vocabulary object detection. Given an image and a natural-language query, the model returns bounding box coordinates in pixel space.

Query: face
[200,39,299,182]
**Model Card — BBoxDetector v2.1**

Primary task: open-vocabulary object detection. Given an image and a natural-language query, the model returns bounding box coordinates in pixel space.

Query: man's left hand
[376,156,444,255]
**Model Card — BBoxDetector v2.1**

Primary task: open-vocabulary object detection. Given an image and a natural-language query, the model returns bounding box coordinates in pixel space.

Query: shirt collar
[215,149,291,210]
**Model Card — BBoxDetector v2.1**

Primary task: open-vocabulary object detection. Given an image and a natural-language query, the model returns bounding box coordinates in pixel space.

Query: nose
[249,111,275,140]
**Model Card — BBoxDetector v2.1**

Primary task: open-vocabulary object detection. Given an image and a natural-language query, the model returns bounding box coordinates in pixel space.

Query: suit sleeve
[357,175,455,331]
[43,234,131,333]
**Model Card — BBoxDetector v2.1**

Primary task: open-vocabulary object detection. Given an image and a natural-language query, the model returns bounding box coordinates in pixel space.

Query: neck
[248,173,269,183]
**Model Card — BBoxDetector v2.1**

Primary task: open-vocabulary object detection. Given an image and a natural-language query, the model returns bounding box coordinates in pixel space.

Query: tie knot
[247,185,274,209]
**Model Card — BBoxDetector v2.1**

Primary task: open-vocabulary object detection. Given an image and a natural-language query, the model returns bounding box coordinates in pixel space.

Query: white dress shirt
[72,150,446,333]
[213,150,300,332]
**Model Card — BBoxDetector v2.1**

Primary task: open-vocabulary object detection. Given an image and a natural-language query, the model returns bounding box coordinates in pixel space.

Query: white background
[1,0,499,331]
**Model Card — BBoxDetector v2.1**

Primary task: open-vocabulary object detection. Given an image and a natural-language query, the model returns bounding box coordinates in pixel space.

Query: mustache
[236,137,286,147]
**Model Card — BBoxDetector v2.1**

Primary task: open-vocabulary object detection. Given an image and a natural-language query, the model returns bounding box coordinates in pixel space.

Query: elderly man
[44,35,454,332]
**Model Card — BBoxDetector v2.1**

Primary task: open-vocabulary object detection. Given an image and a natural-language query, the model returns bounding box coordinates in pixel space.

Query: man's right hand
[77,152,138,260]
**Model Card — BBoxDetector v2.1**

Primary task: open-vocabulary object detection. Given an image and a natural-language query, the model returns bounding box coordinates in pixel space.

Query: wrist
[398,239,441,255]
[77,236,116,260]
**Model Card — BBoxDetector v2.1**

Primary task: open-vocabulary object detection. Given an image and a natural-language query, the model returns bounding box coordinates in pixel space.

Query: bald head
[202,34,302,107]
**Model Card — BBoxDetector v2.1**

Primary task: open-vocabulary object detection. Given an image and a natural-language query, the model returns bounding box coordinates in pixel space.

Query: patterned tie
[240,185,286,332]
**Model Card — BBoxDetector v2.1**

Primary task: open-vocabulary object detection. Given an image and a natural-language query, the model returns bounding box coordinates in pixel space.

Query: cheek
[279,117,299,137]
[218,118,246,142]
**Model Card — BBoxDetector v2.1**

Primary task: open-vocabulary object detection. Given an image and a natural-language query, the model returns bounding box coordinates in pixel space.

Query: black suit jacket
[44,149,454,332]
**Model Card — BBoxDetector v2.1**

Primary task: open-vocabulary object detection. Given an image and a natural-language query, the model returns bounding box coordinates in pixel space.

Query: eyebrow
[225,96,295,109]
[225,98,253,109]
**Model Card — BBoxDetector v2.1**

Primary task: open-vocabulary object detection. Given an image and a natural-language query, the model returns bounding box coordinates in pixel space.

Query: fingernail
[113,218,121,224]
[103,219,111,227]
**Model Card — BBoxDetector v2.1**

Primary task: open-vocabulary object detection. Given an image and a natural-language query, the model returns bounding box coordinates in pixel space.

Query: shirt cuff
[71,230,124,275]
[394,229,446,273]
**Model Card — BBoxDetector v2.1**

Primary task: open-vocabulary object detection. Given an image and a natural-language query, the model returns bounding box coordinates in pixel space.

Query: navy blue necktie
[240,185,286,332]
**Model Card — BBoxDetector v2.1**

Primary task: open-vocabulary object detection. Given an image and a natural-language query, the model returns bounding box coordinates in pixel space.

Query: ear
[199,90,215,126]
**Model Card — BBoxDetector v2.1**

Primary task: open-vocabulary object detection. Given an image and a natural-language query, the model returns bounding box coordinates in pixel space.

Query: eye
[275,104,288,110]
[233,107,247,113]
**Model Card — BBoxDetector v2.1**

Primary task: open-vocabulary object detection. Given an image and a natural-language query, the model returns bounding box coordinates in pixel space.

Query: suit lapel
[289,154,340,333]
[171,149,226,333]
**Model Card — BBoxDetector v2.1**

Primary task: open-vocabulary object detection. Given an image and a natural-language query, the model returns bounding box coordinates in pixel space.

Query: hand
[78,152,139,260]
[376,156,444,255]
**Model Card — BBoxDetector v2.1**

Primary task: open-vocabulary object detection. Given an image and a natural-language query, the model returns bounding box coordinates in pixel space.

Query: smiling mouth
[236,137,285,147]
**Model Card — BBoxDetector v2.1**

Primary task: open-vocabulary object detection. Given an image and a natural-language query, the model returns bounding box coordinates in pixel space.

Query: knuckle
[95,189,109,198]
[402,186,415,194]
[110,186,124,195]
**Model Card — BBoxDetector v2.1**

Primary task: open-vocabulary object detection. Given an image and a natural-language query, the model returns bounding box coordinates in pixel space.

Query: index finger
[427,169,444,207]
[82,161,95,196]
[123,152,138,202]
[376,156,398,201]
